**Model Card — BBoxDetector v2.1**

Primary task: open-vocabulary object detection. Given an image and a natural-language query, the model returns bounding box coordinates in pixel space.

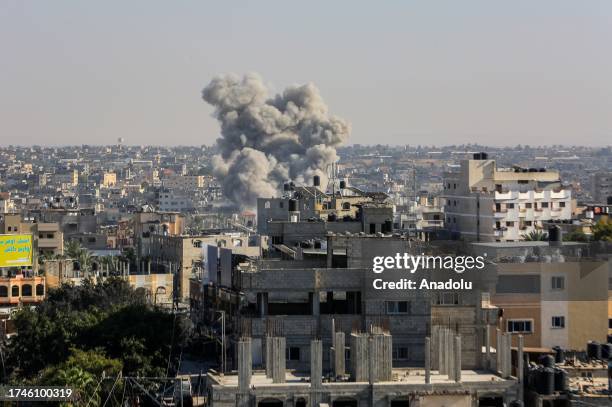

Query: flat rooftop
[209,369,511,387]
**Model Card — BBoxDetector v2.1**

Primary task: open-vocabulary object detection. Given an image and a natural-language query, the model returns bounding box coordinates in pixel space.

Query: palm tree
[75,249,93,273]
[64,240,84,259]
[522,230,548,241]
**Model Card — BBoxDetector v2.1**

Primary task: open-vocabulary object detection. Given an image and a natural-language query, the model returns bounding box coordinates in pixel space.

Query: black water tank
[288,199,298,212]
[587,341,602,360]
[601,343,612,360]
[548,225,562,243]
[283,183,290,191]
[552,346,564,364]
[607,334,612,344]
[339,180,346,189]
[539,367,555,395]
[540,354,555,368]
[554,368,568,392]
[313,175,320,187]
[383,219,393,233]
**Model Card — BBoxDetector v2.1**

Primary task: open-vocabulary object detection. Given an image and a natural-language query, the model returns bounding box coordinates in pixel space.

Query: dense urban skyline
[2,1,612,147]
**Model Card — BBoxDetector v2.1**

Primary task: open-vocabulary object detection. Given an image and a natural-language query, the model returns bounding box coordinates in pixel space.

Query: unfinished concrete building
[204,233,523,406]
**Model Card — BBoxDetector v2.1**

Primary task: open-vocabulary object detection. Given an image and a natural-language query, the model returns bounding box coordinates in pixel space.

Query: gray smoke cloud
[202,73,350,208]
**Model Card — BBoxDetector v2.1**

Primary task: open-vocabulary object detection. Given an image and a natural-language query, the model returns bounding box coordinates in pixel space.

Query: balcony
[494,209,507,218]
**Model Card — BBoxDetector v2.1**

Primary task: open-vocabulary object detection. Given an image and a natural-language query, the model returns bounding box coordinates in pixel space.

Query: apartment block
[443,153,572,241]
[590,171,612,203]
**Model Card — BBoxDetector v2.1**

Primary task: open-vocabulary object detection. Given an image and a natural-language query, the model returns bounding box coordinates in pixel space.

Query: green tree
[563,230,590,242]
[593,216,612,242]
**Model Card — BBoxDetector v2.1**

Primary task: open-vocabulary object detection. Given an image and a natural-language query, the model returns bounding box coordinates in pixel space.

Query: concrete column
[147,260,151,274]
[238,338,252,391]
[334,332,346,378]
[496,328,502,374]
[431,326,439,371]
[505,333,512,379]
[454,336,461,383]
[310,339,323,388]
[350,333,369,382]
[265,336,272,378]
[424,337,431,384]
[270,336,286,383]
[312,292,320,316]
[517,335,524,402]
[485,324,491,370]
[438,328,446,375]
[446,328,454,381]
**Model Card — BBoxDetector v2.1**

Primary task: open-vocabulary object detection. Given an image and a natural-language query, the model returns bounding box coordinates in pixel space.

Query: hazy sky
[1,1,611,146]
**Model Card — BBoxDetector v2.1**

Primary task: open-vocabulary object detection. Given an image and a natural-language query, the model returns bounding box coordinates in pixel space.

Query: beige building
[101,172,117,188]
[470,241,610,350]
[443,154,572,242]
[37,222,63,257]
[162,175,209,190]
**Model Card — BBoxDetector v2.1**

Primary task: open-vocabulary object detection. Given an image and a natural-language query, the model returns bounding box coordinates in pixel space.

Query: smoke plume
[202,73,350,208]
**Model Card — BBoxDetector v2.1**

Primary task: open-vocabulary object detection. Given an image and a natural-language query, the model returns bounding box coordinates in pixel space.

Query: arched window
[342,202,351,210]
[36,284,44,296]
[0,286,8,297]
[11,285,19,297]
[22,284,32,297]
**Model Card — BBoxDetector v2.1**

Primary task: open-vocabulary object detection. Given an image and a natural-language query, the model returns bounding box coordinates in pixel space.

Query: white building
[157,189,195,212]
[443,154,572,241]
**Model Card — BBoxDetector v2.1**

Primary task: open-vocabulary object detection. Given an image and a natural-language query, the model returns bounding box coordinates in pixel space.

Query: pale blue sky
[1,1,611,146]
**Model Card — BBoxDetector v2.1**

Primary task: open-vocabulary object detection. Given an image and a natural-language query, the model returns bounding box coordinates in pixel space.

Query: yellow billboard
[0,234,33,268]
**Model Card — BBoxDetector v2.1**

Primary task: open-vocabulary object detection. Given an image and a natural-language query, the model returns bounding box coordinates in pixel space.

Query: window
[342,202,350,210]
[525,203,532,209]
[507,203,515,209]
[46,233,54,239]
[559,202,566,208]
[609,319,612,329]
[551,276,565,290]
[507,320,533,333]
[286,347,300,361]
[541,202,549,208]
[525,221,532,226]
[279,202,284,209]
[506,221,515,227]
[551,316,565,328]
[36,284,44,296]
[11,285,19,297]
[437,292,459,305]
[22,284,32,297]
[393,346,409,360]
[0,286,7,297]
[386,301,410,315]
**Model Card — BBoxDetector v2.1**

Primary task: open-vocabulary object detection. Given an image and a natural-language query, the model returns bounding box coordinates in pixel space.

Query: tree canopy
[3,278,189,404]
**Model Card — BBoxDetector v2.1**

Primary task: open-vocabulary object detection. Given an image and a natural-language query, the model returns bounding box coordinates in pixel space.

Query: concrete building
[36,222,63,257]
[257,182,390,237]
[468,240,611,350]
[162,175,209,190]
[590,171,612,203]
[443,153,572,242]
[101,172,117,188]
[158,189,196,212]
[0,272,45,307]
